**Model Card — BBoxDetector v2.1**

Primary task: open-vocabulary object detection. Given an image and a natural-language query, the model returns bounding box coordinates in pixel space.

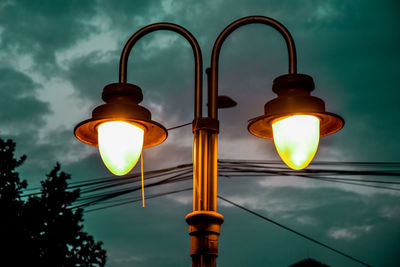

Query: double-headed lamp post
[74,16,344,267]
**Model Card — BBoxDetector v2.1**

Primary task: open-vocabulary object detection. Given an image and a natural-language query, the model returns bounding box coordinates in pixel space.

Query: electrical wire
[21,164,193,197]
[296,175,400,191]
[84,188,191,213]
[70,172,193,209]
[23,159,400,213]
[217,195,372,267]
[77,182,373,267]
[33,159,392,266]
[218,158,400,166]
[167,122,192,131]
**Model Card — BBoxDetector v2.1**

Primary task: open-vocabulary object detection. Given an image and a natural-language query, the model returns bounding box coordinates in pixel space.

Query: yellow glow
[272,115,320,170]
[98,121,144,176]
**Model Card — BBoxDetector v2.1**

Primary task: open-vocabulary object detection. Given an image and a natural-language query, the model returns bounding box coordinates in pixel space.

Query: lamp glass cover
[272,115,320,170]
[98,121,144,176]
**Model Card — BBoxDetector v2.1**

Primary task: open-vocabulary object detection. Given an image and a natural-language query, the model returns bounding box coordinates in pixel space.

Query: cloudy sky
[1,0,400,266]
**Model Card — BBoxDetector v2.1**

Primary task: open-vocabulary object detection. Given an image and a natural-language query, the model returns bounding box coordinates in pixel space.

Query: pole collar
[192,118,219,133]
[185,211,224,256]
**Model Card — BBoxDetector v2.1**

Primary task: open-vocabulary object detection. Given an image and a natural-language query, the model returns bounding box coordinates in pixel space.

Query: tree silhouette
[0,138,28,264]
[0,138,106,266]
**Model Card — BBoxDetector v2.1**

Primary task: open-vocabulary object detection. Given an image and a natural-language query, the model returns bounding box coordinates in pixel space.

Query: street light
[74,16,343,267]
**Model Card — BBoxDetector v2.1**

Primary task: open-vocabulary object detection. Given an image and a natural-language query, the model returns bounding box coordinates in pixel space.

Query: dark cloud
[0,67,49,128]
[67,50,119,101]
[0,67,51,183]
[0,0,97,75]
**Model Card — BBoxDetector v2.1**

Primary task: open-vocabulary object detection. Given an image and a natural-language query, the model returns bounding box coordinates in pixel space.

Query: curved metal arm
[209,16,297,119]
[119,23,203,118]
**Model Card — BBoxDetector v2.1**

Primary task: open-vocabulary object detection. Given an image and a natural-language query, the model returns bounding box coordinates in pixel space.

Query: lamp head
[74,83,167,175]
[74,82,167,148]
[248,74,344,169]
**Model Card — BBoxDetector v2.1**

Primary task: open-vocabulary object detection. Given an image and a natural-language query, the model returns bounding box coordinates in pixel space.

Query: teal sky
[1,0,400,266]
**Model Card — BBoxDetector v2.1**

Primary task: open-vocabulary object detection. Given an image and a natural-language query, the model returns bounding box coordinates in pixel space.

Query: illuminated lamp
[74,83,167,175]
[248,74,344,170]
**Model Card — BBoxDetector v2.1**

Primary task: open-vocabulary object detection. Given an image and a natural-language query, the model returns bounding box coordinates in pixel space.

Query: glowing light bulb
[98,121,144,176]
[272,115,320,170]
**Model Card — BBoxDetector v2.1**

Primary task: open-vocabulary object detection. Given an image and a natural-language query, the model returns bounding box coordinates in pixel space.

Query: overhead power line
[217,195,372,267]
[27,158,392,267]
[74,185,373,267]
[84,188,191,213]
[22,159,400,210]
[218,158,400,166]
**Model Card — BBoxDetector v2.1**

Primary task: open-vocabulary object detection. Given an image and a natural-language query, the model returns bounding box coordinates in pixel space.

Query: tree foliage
[0,138,106,266]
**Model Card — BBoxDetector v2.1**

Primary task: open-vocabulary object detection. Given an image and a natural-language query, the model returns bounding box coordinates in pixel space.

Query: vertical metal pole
[207,132,218,212]
[187,129,223,267]
[192,129,218,213]
[186,69,223,267]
